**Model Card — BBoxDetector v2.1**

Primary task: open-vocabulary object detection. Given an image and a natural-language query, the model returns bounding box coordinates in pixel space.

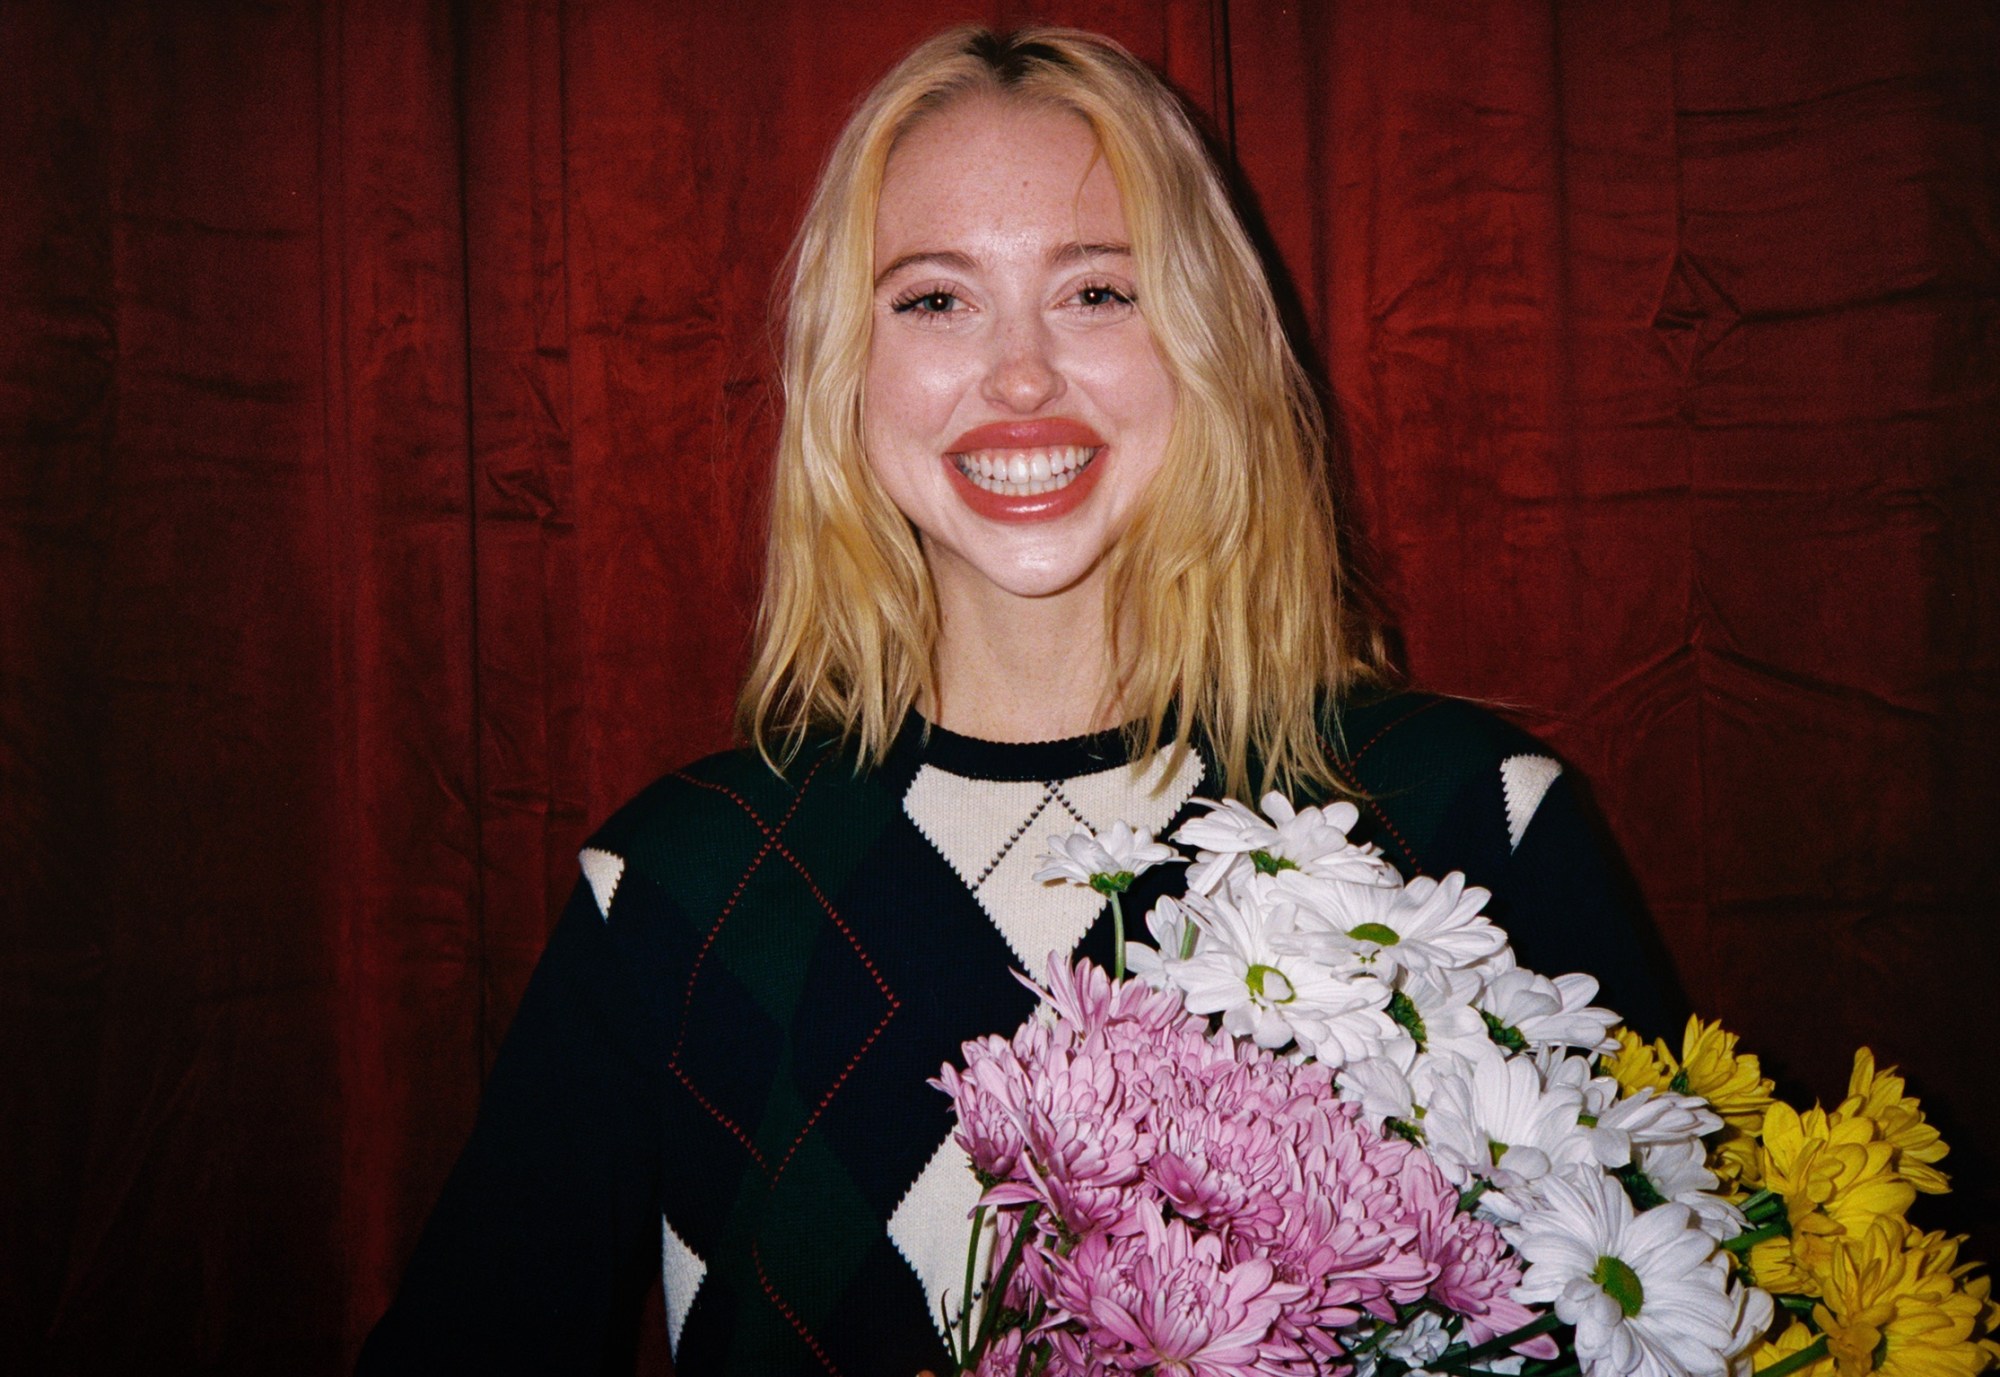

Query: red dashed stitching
[1331,757,1422,876]
[768,838,897,999]
[752,1241,844,1376]
[666,751,832,1062]
[1350,696,1447,765]
[665,745,902,1191]
[773,1003,898,1182]
[668,1062,768,1174]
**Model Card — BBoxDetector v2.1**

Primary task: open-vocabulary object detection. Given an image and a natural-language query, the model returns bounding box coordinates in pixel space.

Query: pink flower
[1049,1209,1308,1374]
[933,1035,1030,1181]
[1399,1155,1557,1359]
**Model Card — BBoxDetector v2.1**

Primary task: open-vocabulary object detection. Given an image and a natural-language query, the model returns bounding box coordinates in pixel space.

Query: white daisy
[1477,959,1620,1054]
[1032,820,1181,893]
[1172,792,1396,896]
[1417,1044,1594,1219]
[1384,965,1491,1064]
[1539,1049,1722,1169]
[1626,1139,1746,1243]
[1508,1168,1772,1377]
[1278,869,1507,981]
[1173,877,1394,1063]
[1125,894,1197,990]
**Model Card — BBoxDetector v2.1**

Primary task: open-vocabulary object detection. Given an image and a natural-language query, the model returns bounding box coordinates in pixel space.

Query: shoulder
[1325,690,1570,879]
[576,737,903,927]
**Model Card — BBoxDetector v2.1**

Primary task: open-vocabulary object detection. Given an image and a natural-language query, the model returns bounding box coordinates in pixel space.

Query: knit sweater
[357,692,1677,1375]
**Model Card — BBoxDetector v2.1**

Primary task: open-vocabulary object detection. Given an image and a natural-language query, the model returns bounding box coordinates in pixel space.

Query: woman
[359,26,1671,1374]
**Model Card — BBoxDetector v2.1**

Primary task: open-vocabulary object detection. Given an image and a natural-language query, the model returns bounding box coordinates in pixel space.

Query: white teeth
[951,445,1098,498]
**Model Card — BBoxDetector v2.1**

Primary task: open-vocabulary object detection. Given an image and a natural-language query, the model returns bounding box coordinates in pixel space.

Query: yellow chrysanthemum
[1719,1130,1768,1192]
[1812,1218,2000,1377]
[1835,1050,1950,1196]
[1752,1318,1834,1377]
[1680,1017,1777,1134]
[1605,1025,1678,1097]
[1605,1019,1776,1191]
[1759,1102,1917,1292]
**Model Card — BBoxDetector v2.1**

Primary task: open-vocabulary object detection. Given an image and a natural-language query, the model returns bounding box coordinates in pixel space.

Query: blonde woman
[360,27,1671,1374]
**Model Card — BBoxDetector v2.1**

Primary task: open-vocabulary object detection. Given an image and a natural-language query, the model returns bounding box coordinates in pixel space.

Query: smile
[950,445,1098,497]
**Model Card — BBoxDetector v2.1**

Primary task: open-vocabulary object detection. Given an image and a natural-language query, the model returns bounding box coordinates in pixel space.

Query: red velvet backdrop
[3,0,1995,1370]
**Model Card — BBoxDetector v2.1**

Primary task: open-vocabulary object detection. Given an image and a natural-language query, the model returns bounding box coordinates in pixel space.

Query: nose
[979,314,1065,414]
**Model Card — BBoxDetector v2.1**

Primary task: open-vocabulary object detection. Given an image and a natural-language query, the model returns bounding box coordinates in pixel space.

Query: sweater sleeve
[356,877,666,1374]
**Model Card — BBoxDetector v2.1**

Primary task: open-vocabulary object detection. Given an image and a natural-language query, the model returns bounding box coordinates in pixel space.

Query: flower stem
[1755,1336,1830,1377]
[1723,1220,1787,1252]
[958,1203,985,1360]
[1434,1312,1565,1367]
[969,1203,1041,1360]
[1110,892,1126,981]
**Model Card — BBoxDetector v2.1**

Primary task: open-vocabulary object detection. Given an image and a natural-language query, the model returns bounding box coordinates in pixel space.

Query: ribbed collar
[884,710,1184,784]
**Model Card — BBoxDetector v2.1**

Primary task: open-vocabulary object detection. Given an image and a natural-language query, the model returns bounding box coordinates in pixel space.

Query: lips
[943,419,1108,522]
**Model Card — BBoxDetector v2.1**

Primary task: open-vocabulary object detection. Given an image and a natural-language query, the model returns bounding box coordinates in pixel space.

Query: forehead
[873,96,1127,267]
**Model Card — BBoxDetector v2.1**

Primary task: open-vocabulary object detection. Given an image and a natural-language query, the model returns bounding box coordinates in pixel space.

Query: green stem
[958,1203,985,1361]
[1111,893,1126,981]
[1755,1336,1830,1377]
[970,1203,1041,1360]
[1724,1221,1787,1252]
[1738,1188,1783,1220]
[1434,1312,1565,1367]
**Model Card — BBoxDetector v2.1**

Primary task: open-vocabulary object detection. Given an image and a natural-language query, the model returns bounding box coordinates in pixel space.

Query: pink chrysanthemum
[1049,1208,1309,1374]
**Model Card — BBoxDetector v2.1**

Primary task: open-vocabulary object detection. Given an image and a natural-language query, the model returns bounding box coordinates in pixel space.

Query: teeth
[952,445,1097,497]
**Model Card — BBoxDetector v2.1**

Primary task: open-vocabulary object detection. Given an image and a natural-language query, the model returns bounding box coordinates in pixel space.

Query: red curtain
[3,1,1993,1370]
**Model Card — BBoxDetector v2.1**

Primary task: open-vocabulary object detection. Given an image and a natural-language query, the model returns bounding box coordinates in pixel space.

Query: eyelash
[887,281,1137,316]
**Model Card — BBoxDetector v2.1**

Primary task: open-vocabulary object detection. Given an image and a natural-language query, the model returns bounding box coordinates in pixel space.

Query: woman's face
[862,96,1176,609]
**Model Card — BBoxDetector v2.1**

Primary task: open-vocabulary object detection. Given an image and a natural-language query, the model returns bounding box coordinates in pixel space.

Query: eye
[1072,282,1136,311]
[891,289,962,316]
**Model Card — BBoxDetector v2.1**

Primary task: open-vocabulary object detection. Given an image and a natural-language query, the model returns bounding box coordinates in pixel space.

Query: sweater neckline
[889,710,1168,783]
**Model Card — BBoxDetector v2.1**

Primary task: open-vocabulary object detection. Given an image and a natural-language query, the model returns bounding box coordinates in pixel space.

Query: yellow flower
[1835,1049,1950,1196]
[1605,1018,1776,1191]
[1812,1218,2000,1377]
[1605,1025,1677,1097]
[1753,1319,1834,1376]
[1719,1130,1768,1192]
[1680,1017,1777,1135]
[1759,1102,1917,1292]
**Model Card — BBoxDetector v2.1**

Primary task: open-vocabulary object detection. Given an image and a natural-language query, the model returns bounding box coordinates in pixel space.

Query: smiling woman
[357,26,1673,1375]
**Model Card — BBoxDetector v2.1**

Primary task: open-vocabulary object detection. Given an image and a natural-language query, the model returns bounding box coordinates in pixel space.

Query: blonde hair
[738,26,1385,798]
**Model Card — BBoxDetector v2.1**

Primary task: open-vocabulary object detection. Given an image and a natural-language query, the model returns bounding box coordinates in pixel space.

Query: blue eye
[892,290,960,315]
[1073,283,1136,310]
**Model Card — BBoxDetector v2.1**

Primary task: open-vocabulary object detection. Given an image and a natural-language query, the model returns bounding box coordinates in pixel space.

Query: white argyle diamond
[887,1133,993,1341]
[904,747,1204,977]
[579,846,624,920]
[660,1212,707,1355]
[1499,753,1562,851]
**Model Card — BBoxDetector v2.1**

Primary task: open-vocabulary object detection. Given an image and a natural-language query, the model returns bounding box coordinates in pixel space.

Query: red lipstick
[943,418,1108,523]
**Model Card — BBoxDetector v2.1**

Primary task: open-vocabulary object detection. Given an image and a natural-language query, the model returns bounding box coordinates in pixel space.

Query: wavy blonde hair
[738,26,1384,797]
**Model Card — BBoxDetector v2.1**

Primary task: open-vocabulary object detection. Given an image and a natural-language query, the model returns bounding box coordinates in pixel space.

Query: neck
[928,575,1119,743]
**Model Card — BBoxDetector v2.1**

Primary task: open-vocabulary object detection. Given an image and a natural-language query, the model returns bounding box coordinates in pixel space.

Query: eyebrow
[873,241,1132,288]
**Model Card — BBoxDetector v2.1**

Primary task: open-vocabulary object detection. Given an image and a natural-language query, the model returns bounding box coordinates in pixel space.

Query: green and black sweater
[358,692,1679,1375]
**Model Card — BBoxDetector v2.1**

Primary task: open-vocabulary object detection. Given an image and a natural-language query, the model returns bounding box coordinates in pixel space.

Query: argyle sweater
[357,692,1678,1375]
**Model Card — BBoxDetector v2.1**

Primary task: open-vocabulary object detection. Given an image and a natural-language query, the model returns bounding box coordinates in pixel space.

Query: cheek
[864,334,966,445]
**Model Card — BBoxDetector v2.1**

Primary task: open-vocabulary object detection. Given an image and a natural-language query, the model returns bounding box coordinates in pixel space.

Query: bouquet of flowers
[931,795,1997,1377]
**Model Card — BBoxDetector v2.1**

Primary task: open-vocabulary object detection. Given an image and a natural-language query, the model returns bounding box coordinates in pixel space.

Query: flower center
[1348,922,1401,946]
[1249,849,1297,875]
[1246,963,1296,1004]
[1591,1255,1646,1317]
[1388,990,1429,1050]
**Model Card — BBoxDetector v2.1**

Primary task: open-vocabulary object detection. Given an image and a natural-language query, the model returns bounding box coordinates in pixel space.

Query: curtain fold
[2,1,1993,1370]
